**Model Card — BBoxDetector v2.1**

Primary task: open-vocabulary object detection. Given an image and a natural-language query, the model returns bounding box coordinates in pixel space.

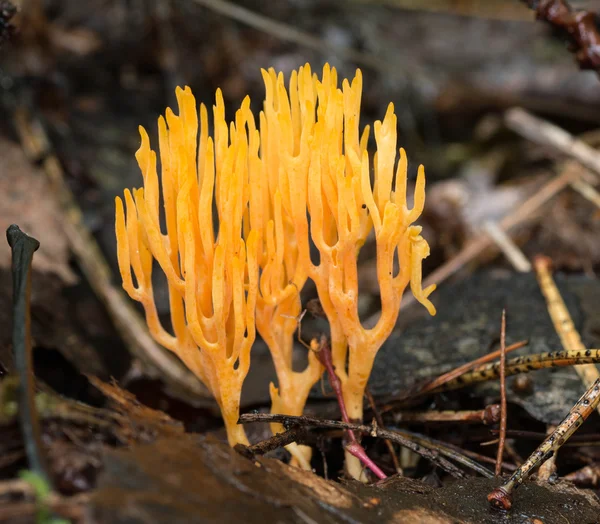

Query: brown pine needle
[433,349,600,393]
[418,339,528,394]
[495,309,507,477]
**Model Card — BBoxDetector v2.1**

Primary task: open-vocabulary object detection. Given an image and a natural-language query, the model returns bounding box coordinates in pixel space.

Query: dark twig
[239,412,466,478]
[312,336,387,480]
[235,427,310,459]
[521,0,600,74]
[6,225,52,487]
[388,428,495,478]
[365,387,401,473]
[393,405,501,426]
[488,377,600,511]
[495,310,508,477]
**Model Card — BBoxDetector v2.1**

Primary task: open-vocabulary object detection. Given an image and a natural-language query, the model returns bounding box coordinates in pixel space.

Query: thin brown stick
[235,427,310,459]
[388,428,494,478]
[239,412,466,478]
[495,309,507,477]
[488,428,600,443]
[393,405,500,426]
[432,349,600,393]
[415,339,528,396]
[488,377,600,510]
[365,387,401,473]
[446,445,517,473]
[570,179,600,209]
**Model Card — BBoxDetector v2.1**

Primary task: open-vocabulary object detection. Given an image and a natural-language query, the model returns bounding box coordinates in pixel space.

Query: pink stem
[314,335,387,480]
[345,442,388,480]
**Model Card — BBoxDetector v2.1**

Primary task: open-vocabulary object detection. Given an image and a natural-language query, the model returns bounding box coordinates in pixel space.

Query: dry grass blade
[495,309,507,476]
[534,256,600,399]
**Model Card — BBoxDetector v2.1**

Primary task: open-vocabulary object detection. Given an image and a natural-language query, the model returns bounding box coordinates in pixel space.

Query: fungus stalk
[115,87,258,446]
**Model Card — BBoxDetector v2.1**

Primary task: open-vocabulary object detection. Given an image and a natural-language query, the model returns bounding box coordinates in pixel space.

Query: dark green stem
[7,224,52,487]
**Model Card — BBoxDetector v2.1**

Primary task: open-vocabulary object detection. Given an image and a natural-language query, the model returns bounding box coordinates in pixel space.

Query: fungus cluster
[115,63,436,471]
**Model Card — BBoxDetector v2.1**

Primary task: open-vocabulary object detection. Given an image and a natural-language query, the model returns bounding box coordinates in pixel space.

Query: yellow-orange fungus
[115,65,435,474]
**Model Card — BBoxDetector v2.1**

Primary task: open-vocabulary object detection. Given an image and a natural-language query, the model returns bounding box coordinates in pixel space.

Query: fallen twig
[495,310,507,477]
[570,178,600,209]
[189,0,389,72]
[388,428,495,478]
[393,405,500,426]
[537,425,558,481]
[235,427,311,459]
[483,221,531,272]
[239,412,466,479]
[488,377,600,510]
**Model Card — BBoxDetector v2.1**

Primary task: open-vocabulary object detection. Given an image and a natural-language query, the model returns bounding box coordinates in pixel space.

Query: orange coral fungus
[259,64,436,478]
[115,87,258,446]
[115,64,435,467]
